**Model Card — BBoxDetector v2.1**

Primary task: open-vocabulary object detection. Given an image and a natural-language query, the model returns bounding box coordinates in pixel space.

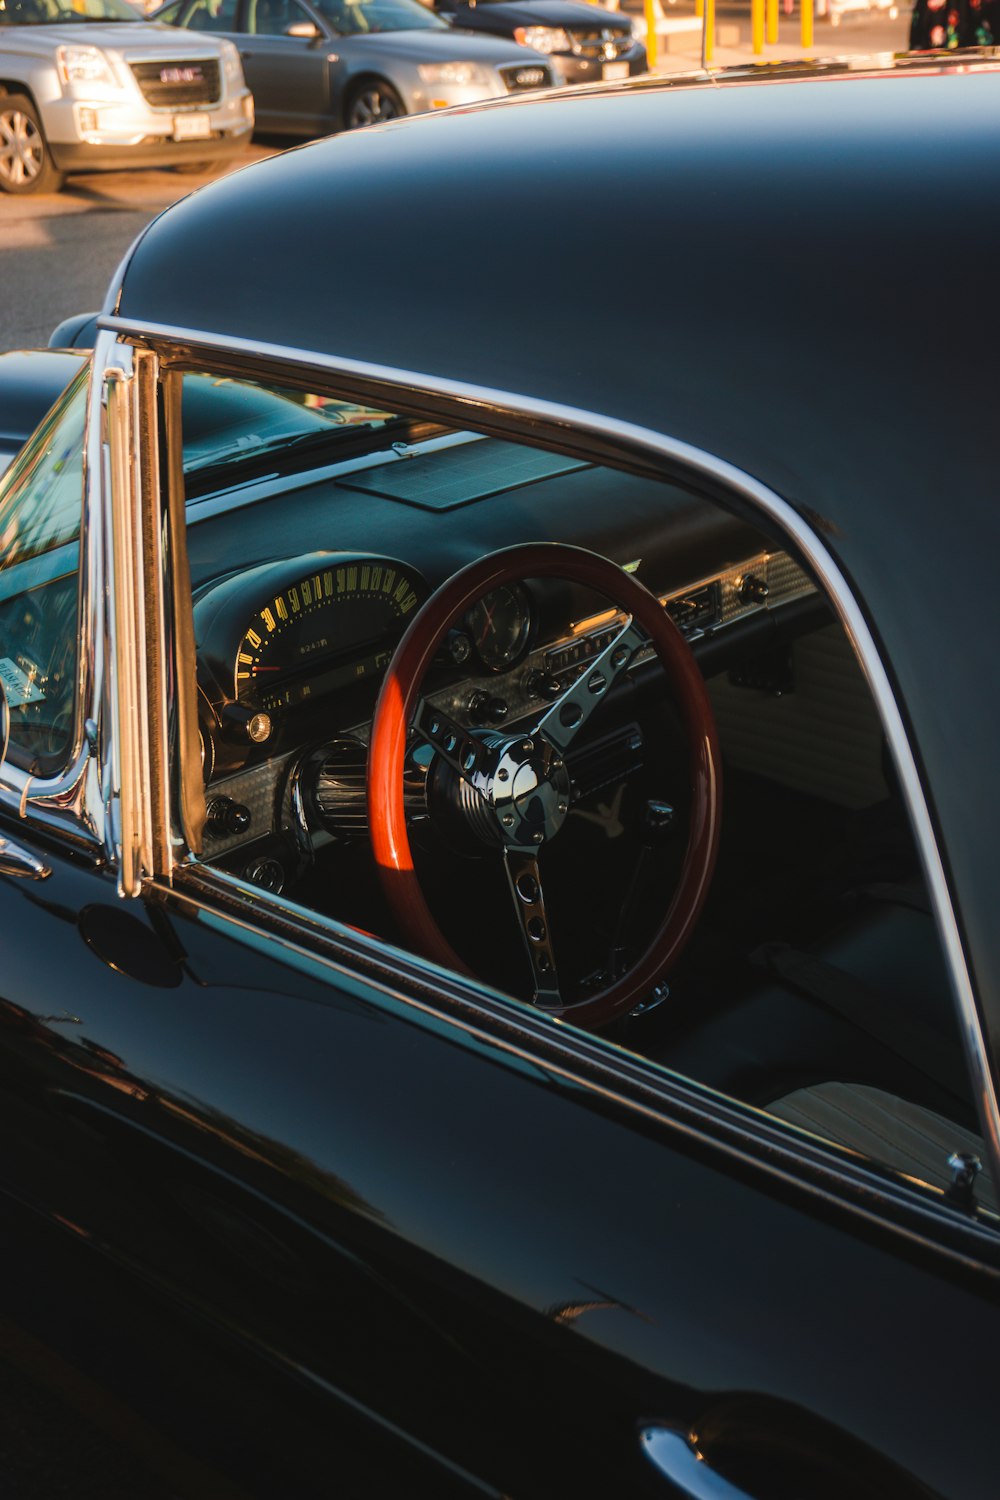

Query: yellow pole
[801,0,813,47]
[703,0,714,62]
[644,0,658,68]
[766,0,778,43]
[752,0,764,52]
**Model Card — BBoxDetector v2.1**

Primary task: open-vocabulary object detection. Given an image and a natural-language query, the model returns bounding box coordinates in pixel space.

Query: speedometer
[226,553,426,711]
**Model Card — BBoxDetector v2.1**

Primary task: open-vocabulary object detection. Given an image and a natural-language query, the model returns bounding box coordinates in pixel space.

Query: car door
[235,0,334,133]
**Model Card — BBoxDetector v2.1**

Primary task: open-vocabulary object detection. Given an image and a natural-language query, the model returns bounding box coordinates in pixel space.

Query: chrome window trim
[100,314,1000,1194]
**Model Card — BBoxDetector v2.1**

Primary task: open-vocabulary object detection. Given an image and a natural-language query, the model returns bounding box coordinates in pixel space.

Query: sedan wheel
[0,95,63,195]
[345,80,405,129]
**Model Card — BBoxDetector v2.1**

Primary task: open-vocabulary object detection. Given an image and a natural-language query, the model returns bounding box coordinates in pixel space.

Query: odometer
[232,553,426,710]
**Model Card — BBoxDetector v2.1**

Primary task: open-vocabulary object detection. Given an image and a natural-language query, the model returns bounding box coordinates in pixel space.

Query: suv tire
[0,94,64,195]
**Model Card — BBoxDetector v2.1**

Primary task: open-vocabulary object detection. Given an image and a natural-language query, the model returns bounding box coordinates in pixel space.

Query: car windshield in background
[0,0,140,22]
[311,0,447,34]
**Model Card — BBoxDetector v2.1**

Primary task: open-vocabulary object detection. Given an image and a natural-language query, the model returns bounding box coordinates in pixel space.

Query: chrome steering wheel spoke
[503,847,561,1006]
[535,616,646,756]
[415,697,499,797]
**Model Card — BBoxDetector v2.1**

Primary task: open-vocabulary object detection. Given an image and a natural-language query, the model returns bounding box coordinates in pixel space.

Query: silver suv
[0,0,253,194]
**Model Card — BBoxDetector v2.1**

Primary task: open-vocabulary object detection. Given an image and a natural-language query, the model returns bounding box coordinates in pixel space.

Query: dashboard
[190,447,819,892]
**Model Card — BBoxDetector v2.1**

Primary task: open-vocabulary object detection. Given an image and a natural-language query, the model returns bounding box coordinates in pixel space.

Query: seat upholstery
[659,883,992,1213]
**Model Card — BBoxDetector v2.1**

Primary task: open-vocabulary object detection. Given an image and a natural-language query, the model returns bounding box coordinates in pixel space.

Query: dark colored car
[150,0,554,133]
[433,0,646,84]
[3,51,1000,1497]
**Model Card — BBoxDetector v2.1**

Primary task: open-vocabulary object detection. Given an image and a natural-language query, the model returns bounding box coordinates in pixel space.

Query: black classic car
[2,51,1000,1498]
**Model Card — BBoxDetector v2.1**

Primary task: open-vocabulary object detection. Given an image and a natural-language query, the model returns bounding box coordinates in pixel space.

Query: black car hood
[449,0,629,26]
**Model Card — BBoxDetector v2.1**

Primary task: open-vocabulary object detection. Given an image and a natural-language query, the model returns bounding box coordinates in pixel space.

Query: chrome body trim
[640,1428,752,1499]
[0,835,51,880]
[167,860,1000,1272]
[103,347,149,892]
[96,314,1000,1196]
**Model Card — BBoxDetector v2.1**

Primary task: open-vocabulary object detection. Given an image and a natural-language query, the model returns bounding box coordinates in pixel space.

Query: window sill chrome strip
[99,314,1000,1201]
[168,862,1000,1276]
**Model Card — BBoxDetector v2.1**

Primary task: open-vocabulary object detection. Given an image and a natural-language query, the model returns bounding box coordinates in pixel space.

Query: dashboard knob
[738,572,769,604]
[441,629,472,667]
[245,857,284,893]
[467,693,509,726]
[206,797,251,837]
[527,671,562,702]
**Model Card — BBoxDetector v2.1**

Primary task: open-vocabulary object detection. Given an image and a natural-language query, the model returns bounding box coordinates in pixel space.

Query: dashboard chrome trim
[98,314,1000,1209]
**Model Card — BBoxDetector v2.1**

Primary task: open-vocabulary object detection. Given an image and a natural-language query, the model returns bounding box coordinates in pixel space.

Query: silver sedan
[150,0,554,132]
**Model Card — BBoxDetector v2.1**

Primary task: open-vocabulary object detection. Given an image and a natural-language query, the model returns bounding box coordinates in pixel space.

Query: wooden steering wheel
[367,543,722,1029]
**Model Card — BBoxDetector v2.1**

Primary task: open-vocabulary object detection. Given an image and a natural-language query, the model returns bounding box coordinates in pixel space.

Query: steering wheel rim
[367,542,722,1029]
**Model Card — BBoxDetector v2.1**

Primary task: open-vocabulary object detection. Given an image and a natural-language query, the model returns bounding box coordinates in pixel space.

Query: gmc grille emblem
[160,66,203,84]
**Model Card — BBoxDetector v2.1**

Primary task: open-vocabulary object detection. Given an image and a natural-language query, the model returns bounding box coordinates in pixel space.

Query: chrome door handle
[640,1428,755,1500]
[0,836,51,880]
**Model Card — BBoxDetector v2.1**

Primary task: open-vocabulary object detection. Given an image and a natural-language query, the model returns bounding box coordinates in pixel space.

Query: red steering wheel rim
[368,542,722,1029]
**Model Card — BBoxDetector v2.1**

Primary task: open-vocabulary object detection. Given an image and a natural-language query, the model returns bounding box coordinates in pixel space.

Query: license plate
[602,61,630,80]
[174,113,211,141]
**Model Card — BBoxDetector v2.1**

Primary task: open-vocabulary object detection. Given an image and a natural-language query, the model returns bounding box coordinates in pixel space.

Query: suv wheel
[0,95,64,195]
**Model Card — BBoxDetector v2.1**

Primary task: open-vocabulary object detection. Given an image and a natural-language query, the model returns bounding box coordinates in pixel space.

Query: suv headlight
[417,61,492,86]
[56,45,118,90]
[513,25,571,52]
[219,39,245,86]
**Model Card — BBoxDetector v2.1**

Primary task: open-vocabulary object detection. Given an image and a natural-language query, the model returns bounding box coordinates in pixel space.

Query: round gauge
[232,555,426,711]
[466,584,531,672]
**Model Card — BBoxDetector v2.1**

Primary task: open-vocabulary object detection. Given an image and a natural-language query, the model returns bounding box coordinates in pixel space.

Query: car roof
[108,57,1000,1023]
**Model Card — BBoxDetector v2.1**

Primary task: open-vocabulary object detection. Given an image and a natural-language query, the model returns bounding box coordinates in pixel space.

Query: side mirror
[285,18,321,35]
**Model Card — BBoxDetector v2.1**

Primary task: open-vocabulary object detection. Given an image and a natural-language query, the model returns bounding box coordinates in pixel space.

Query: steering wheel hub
[433,731,573,848]
[494,737,571,846]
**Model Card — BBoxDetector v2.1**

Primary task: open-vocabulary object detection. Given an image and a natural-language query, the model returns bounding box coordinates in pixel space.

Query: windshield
[181,374,399,480]
[311,0,446,34]
[0,0,140,23]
